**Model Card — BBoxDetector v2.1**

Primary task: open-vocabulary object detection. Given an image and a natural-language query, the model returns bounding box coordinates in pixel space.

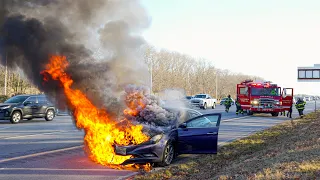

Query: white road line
[0,127,11,130]
[222,116,250,122]
[116,172,138,180]
[0,130,79,140]
[0,145,83,163]
[0,167,131,172]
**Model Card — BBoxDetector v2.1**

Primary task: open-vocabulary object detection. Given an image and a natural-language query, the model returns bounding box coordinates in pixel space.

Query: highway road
[0,101,319,180]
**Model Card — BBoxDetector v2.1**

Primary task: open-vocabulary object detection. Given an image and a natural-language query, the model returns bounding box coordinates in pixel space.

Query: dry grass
[133,111,320,180]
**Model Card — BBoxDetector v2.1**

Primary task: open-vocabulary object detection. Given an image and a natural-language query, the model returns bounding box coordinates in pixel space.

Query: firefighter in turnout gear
[235,97,243,115]
[287,103,293,118]
[295,98,306,118]
[224,95,233,113]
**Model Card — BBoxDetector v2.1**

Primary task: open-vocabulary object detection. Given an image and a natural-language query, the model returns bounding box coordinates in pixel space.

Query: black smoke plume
[0,0,187,127]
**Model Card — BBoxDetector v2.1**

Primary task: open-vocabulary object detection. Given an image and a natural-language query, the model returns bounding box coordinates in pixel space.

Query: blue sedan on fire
[115,108,221,166]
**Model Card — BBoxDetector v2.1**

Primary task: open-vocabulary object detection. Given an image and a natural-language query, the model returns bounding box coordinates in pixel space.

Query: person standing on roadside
[235,97,243,115]
[287,103,293,118]
[295,98,306,118]
[224,95,233,113]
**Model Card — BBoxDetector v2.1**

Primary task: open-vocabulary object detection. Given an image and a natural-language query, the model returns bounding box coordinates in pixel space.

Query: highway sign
[297,64,320,82]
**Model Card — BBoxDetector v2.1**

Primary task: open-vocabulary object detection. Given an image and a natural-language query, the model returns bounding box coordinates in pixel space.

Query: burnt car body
[115,108,221,166]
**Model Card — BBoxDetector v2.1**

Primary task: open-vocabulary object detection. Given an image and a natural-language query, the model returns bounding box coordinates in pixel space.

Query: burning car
[115,107,221,166]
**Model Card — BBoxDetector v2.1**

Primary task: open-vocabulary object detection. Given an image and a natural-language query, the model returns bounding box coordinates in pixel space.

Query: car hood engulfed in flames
[41,55,162,170]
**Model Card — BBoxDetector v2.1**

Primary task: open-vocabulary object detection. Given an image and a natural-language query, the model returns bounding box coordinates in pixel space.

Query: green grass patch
[134,111,320,179]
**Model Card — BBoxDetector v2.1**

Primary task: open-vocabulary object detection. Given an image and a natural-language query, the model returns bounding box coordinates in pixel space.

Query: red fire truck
[236,80,294,116]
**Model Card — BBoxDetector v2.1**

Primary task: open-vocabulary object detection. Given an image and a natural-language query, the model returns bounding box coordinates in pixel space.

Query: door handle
[207,132,217,135]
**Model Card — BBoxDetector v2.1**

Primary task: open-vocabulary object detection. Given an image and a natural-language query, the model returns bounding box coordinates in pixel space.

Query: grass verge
[133,111,320,179]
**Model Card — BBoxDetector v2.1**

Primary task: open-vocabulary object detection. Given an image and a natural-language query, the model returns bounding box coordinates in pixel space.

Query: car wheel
[212,103,216,109]
[159,142,175,166]
[10,111,22,124]
[203,103,207,110]
[45,109,55,121]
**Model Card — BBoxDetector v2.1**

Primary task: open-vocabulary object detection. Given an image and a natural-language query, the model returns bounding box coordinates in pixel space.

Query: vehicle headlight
[150,134,163,143]
[251,100,259,105]
[1,105,10,109]
[274,100,280,105]
[199,100,203,103]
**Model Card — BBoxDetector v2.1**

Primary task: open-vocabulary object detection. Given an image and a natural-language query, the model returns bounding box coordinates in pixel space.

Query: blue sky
[140,0,320,95]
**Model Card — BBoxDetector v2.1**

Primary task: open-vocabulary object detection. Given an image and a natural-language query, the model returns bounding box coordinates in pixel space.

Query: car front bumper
[0,110,11,120]
[115,142,164,165]
[191,103,204,107]
[248,107,282,112]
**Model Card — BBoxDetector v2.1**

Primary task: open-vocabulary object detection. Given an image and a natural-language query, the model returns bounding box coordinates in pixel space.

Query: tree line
[0,66,40,101]
[0,45,264,101]
[144,45,264,100]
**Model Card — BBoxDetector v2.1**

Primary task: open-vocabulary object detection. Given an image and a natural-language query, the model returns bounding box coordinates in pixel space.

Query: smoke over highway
[0,0,186,126]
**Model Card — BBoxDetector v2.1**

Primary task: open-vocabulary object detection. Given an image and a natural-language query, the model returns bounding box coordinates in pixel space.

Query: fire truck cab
[236,80,294,116]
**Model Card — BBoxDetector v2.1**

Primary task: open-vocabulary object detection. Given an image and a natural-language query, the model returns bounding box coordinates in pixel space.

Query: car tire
[212,103,216,109]
[271,112,279,117]
[203,103,207,110]
[158,142,175,167]
[45,109,55,121]
[248,110,254,115]
[10,111,22,124]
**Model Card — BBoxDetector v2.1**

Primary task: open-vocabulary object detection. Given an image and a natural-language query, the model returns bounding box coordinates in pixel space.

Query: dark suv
[0,94,56,124]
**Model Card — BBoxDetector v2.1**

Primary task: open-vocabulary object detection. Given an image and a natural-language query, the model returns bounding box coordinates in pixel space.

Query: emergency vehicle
[236,80,294,116]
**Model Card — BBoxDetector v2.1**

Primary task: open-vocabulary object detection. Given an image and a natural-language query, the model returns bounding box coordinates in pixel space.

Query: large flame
[41,55,150,170]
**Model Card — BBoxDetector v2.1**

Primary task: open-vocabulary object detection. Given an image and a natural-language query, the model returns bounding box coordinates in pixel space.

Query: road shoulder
[133,111,320,179]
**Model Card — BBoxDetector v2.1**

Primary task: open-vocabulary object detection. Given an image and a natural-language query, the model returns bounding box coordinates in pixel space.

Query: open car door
[282,88,294,111]
[177,113,221,154]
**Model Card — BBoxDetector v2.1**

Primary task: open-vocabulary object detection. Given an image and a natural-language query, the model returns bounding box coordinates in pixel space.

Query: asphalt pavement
[0,101,319,180]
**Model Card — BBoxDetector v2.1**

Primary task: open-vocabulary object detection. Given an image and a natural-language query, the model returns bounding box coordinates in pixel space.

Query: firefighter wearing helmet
[235,96,243,115]
[224,95,233,113]
[295,97,306,118]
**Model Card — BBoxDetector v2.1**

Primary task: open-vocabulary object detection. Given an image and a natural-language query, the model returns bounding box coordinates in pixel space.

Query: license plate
[115,146,126,155]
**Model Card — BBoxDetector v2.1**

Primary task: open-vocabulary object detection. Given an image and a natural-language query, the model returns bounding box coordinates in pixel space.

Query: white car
[190,94,217,109]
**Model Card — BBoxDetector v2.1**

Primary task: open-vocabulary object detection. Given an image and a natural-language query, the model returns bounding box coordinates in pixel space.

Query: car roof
[14,94,47,98]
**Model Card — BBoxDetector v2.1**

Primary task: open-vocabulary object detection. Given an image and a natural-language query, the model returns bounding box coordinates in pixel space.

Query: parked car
[190,94,217,109]
[185,96,193,100]
[220,97,235,105]
[114,107,221,166]
[0,94,56,124]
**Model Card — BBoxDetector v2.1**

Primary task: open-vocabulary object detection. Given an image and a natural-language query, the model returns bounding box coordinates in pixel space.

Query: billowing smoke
[0,0,186,127]
[123,85,177,126]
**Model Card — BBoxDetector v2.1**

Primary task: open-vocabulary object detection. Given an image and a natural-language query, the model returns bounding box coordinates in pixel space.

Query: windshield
[194,95,206,98]
[251,87,280,96]
[5,96,29,103]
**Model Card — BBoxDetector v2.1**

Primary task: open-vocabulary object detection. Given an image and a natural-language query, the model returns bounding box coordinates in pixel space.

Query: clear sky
[140,0,320,95]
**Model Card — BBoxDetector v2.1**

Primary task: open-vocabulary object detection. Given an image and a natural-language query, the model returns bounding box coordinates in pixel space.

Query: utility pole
[215,72,218,99]
[4,52,8,96]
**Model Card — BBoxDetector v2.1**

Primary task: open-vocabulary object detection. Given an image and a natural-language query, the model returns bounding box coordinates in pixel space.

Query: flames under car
[115,108,222,166]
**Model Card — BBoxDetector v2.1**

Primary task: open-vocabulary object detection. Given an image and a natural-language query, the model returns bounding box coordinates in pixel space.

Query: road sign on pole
[297,64,320,82]
[297,64,319,112]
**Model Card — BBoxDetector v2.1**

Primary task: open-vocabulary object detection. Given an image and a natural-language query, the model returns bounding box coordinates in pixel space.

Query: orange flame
[123,90,147,116]
[41,55,150,169]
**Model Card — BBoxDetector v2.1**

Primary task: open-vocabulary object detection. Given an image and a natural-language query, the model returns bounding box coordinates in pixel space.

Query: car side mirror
[179,122,187,128]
